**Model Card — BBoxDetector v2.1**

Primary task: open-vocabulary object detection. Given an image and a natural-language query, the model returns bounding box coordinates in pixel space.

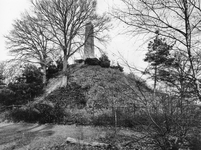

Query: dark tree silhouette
[6,14,56,84]
[32,0,110,73]
[114,0,201,101]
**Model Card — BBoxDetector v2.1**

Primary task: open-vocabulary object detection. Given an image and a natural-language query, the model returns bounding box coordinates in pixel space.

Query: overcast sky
[0,0,148,73]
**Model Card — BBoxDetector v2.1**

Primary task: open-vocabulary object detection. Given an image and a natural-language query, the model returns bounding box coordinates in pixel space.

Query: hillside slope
[43,64,152,113]
[7,63,153,126]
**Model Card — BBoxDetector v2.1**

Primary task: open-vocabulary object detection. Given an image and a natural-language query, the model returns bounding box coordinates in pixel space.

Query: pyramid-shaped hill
[43,64,152,110]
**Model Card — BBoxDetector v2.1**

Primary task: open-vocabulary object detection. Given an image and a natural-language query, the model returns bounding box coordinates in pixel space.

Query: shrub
[7,81,88,124]
[74,59,84,64]
[83,54,111,68]
[92,111,149,128]
[100,61,110,68]
[117,112,136,128]
[0,88,15,106]
[8,102,66,124]
[18,64,43,84]
[186,129,201,150]
[46,64,59,79]
[73,109,91,125]
[5,64,44,106]
[110,63,124,72]
[92,113,114,126]
[46,58,63,80]
[84,58,100,66]
[99,54,110,68]
[8,82,44,105]
[8,106,40,123]
[35,102,65,124]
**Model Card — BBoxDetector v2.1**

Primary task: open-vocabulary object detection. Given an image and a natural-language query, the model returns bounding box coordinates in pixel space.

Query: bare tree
[32,0,110,73]
[6,13,56,84]
[113,0,201,101]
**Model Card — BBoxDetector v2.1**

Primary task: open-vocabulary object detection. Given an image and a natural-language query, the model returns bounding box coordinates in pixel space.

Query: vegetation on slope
[3,63,150,126]
[1,62,201,149]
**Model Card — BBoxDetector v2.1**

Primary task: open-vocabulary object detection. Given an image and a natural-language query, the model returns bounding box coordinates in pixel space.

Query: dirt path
[0,122,111,150]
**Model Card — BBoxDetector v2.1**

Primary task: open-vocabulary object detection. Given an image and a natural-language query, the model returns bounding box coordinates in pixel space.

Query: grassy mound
[6,64,152,126]
[36,64,151,126]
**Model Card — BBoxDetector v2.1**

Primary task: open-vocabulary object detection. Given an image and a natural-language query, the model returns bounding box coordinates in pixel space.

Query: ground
[0,122,139,150]
[0,122,105,150]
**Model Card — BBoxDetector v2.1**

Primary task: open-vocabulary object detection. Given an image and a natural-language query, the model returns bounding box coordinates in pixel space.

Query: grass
[0,123,55,150]
[0,122,145,150]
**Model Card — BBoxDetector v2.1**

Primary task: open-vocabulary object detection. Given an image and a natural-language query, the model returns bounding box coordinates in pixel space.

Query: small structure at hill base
[83,22,95,59]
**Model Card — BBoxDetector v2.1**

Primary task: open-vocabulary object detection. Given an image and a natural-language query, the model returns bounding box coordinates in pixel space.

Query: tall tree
[6,13,56,84]
[144,34,173,94]
[144,35,196,113]
[114,0,201,100]
[32,0,110,72]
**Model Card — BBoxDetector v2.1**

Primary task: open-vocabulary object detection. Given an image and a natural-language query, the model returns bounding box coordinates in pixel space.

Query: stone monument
[84,22,94,59]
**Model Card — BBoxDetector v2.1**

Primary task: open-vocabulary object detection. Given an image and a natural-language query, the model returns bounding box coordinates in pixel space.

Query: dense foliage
[0,64,148,126]
[99,54,110,68]
[0,64,44,106]
[0,60,200,149]
[46,58,63,80]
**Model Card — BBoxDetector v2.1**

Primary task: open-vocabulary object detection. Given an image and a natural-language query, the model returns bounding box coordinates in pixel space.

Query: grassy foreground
[0,122,143,150]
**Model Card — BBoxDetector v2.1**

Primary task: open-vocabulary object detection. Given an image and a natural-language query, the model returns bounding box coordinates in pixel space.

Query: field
[0,122,141,150]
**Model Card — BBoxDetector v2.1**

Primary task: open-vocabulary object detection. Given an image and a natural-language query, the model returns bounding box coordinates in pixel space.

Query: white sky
[0,0,31,60]
[0,0,148,73]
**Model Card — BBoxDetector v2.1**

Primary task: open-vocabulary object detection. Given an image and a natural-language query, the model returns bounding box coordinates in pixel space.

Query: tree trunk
[61,54,68,87]
[115,108,117,129]
[113,106,117,134]
[153,33,158,100]
[183,0,201,101]
[153,66,158,113]
[63,55,68,72]
[154,66,157,95]
[60,75,67,87]
[42,65,47,84]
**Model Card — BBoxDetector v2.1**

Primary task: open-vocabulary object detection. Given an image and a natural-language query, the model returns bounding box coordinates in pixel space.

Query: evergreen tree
[144,34,173,92]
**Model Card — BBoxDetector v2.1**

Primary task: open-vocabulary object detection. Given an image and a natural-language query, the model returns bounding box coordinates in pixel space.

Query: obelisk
[84,22,94,59]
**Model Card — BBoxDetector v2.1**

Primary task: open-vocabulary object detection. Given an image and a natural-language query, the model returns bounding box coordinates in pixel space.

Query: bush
[35,102,65,124]
[110,63,124,72]
[186,129,201,150]
[46,58,63,80]
[8,106,40,123]
[100,61,110,68]
[8,102,66,124]
[18,64,43,84]
[73,109,91,125]
[46,64,59,79]
[4,64,44,106]
[91,111,160,128]
[83,54,111,68]
[74,59,84,64]
[84,58,100,66]
[117,112,136,128]
[7,81,88,124]
[0,88,15,106]
[99,54,110,68]
[92,113,114,126]
[8,82,44,105]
